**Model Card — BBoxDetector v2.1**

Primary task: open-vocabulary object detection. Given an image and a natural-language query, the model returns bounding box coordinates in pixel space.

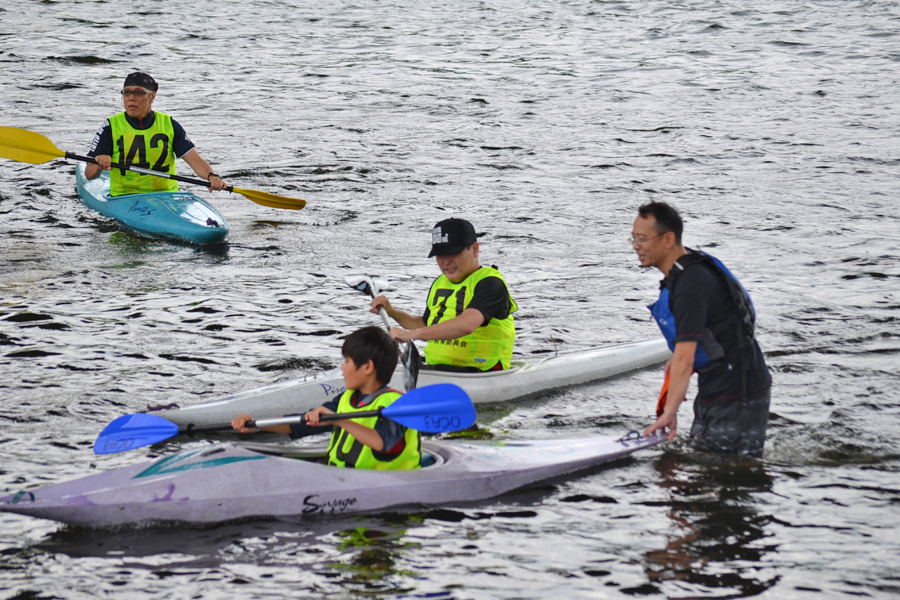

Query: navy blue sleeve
[170,118,196,158]
[670,265,717,345]
[87,120,113,157]
[373,417,407,451]
[288,396,340,439]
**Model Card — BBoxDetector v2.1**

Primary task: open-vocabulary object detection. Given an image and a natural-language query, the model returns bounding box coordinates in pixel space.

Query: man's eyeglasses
[121,89,152,98]
[630,233,664,247]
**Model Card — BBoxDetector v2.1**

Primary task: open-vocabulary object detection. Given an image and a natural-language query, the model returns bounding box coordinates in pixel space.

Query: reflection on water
[643,452,778,598]
[330,524,419,590]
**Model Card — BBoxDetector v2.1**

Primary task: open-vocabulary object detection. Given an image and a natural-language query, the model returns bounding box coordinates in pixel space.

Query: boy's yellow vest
[327,389,421,470]
[109,111,178,196]
[423,267,517,370]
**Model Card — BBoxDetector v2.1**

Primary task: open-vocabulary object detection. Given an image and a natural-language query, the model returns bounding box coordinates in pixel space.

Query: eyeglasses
[121,89,153,98]
[630,233,664,247]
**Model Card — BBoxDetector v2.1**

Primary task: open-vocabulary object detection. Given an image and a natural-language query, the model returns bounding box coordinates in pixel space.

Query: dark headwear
[428,218,477,258]
[124,72,158,92]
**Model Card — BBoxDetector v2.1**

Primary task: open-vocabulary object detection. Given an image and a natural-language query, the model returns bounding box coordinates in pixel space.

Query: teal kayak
[75,163,229,244]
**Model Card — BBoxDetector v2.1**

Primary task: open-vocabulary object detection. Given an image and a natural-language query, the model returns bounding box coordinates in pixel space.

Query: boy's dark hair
[638,201,684,245]
[342,326,400,386]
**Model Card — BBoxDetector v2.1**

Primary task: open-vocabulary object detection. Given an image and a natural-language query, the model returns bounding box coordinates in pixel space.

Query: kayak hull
[159,339,671,427]
[75,163,229,245]
[0,433,665,526]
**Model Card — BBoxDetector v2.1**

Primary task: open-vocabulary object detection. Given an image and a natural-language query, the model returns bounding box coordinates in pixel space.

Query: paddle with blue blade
[344,274,421,391]
[0,126,306,210]
[94,383,473,454]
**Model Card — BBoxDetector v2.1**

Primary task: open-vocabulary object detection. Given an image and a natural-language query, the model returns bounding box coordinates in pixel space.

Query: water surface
[1,1,898,598]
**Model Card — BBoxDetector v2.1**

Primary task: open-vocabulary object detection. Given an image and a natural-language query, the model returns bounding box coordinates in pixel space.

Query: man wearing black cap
[84,72,228,196]
[371,218,518,372]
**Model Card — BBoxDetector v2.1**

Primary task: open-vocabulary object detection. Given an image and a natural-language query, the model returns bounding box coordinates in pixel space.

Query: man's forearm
[386,308,425,331]
[664,342,696,414]
[407,309,482,342]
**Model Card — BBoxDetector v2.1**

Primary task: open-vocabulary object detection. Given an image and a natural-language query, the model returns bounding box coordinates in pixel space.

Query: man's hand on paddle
[370,295,393,316]
[389,326,417,343]
[93,155,113,171]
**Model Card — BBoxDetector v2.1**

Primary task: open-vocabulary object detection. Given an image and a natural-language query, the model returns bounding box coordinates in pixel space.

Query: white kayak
[0,433,666,527]
[157,339,671,427]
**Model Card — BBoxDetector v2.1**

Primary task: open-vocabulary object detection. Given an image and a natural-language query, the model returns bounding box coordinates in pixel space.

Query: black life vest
[649,248,756,374]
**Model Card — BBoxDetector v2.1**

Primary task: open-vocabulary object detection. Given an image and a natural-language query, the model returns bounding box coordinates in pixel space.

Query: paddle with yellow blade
[0,126,306,210]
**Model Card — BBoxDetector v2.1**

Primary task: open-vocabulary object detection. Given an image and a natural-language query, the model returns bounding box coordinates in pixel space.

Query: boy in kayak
[371,218,518,372]
[84,72,229,195]
[231,326,422,470]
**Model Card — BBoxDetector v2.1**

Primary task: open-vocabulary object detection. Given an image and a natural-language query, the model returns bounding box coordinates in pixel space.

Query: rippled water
[2,1,899,598]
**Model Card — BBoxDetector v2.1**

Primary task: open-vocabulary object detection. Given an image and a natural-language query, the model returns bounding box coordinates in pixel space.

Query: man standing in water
[84,72,228,195]
[371,218,518,372]
[636,201,771,457]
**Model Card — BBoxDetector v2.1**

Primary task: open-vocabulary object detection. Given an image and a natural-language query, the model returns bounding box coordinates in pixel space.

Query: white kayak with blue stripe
[75,162,229,244]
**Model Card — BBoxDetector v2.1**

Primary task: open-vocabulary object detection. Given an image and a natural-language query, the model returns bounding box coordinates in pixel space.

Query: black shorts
[688,387,771,458]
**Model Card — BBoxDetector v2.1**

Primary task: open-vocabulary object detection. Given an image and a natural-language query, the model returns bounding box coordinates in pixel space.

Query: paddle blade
[370,276,390,295]
[232,186,306,210]
[401,341,420,391]
[0,126,65,164]
[94,413,180,455]
[383,383,475,433]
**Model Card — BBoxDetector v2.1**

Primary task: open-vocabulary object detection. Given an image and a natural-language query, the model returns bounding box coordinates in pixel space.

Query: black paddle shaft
[66,152,237,193]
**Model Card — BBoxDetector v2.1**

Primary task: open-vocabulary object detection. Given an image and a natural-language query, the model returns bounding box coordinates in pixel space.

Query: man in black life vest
[371,218,517,372]
[637,201,771,457]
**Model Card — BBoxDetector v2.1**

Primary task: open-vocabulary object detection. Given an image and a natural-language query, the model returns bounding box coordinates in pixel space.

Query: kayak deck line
[155,338,672,429]
[75,162,229,245]
[0,433,666,527]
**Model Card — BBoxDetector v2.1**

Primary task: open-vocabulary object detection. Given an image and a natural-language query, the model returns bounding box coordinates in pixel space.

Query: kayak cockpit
[236,441,445,469]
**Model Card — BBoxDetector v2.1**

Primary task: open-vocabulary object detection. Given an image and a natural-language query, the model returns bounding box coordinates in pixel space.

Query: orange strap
[655,368,695,417]
[655,370,670,418]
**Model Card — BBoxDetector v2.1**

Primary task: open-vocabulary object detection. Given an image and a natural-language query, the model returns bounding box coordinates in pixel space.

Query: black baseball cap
[428,218,477,258]
[124,72,158,92]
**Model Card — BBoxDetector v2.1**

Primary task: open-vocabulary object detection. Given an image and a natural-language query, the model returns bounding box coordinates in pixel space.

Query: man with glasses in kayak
[371,218,518,372]
[635,201,771,457]
[84,72,228,194]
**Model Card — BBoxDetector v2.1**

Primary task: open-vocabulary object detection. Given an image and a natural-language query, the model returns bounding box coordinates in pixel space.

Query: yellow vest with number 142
[109,111,178,196]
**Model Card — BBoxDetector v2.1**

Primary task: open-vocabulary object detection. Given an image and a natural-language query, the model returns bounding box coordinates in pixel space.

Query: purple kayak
[0,433,665,527]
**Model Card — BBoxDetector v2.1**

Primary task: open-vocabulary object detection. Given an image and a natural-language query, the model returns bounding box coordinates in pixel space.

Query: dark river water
[1,0,899,598]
